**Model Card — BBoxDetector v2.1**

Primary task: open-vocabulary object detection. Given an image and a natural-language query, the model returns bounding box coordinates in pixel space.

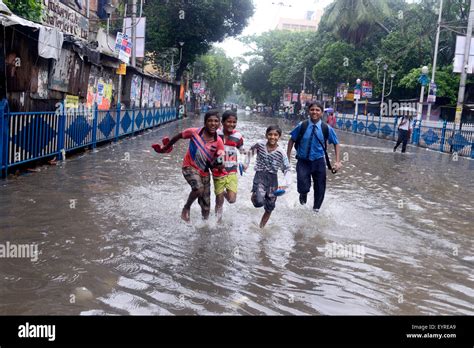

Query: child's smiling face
[205,115,220,134]
[266,129,280,146]
[222,116,237,133]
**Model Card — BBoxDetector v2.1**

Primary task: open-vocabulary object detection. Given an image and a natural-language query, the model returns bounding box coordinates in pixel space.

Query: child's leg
[182,190,202,222]
[224,174,238,204]
[225,190,237,204]
[182,167,205,222]
[251,187,265,208]
[260,211,272,228]
[214,176,226,222]
[197,175,211,220]
[215,193,225,222]
[260,173,278,228]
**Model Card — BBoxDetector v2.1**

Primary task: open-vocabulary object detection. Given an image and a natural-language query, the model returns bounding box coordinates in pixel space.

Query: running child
[212,110,245,222]
[155,110,225,222]
[245,125,292,228]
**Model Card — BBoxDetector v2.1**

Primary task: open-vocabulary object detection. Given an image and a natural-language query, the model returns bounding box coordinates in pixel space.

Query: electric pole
[454,0,474,130]
[427,0,443,121]
[131,0,137,67]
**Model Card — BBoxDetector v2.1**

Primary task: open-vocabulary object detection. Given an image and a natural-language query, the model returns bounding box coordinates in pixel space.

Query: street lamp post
[380,63,388,117]
[417,66,430,122]
[377,61,395,117]
[354,78,361,118]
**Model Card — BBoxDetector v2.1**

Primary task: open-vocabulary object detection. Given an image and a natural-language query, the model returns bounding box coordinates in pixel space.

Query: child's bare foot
[181,207,190,222]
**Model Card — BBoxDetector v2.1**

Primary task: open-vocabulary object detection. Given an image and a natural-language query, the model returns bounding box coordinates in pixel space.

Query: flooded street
[1,112,473,315]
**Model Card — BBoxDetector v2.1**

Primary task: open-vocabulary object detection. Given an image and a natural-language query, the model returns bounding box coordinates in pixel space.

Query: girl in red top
[159,110,225,222]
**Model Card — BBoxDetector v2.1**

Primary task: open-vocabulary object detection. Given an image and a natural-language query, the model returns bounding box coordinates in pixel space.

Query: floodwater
[0,112,473,315]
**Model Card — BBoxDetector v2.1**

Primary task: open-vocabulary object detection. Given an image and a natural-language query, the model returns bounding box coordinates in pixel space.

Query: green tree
[3,0,42,22]
[312,41,362,92]
[321,0,392,44]
[145,0,254,81]
[241,59,275,105]
[196,48,237,104]
[399,66,461,104]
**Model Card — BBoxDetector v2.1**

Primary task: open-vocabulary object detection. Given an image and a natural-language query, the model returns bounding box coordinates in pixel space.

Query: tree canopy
[240,0,471,106]
[3,0,43,22]
[195,48,237,104]
[144,0,254,81]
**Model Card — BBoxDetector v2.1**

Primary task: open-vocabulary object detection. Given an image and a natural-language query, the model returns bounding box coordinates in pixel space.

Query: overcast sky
[215,0,334,59]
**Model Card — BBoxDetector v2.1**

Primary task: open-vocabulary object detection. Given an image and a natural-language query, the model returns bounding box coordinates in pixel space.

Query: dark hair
[266,125,282,136]
[308,102,324,111]
[204,109,220,122]
[222,110,238,122]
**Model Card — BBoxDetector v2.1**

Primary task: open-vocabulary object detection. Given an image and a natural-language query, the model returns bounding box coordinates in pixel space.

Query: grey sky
[215,0,334,59]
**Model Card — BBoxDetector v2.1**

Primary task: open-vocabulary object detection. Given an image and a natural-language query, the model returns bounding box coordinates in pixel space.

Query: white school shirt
[398,117,413,131]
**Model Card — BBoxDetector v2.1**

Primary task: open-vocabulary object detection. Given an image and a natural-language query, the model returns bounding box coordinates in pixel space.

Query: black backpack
[294,120,336,173]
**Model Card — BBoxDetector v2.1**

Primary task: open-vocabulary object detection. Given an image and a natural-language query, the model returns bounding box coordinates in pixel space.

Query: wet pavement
[1,112,473,315]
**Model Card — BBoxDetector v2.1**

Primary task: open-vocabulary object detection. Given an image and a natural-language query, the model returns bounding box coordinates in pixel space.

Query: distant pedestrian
[393,115,413,153]
[327,112,337,127]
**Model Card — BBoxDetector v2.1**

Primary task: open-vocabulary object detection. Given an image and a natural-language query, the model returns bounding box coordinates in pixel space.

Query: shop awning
[0,11,42,30]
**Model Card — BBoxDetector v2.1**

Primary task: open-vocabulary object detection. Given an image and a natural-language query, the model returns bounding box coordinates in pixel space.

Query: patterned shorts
[182,166,211,211]
[251,171,278,212]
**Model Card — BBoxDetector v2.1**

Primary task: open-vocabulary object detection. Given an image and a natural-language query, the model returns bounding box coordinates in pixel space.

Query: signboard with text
[42,0,89,40]
[337,83,348,99]
[115,32,133,64]
[362,81,373,98]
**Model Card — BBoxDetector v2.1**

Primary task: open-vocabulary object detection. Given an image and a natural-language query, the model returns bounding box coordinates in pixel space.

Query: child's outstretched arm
[244,143,258,170]
[162,133,183,152]
[280,152,292,188]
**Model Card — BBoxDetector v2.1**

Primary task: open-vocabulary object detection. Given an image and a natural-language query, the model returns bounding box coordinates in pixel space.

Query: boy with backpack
[287,102,342,212]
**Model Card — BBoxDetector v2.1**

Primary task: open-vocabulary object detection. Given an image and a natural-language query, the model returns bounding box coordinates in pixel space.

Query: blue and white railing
[334,113,474,158]
[0,100,178,178]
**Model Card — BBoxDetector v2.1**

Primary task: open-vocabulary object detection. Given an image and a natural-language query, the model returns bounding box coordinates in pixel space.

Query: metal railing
[0,100,178,178]
[333,113,474,158]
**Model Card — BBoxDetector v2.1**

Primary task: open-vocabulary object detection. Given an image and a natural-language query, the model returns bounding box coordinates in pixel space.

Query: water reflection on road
[0,112,473,315]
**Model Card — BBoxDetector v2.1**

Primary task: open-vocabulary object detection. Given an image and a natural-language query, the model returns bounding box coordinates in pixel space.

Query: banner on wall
[65,95,79,109]
[154,82,162,108]
[130,74,142,107]
[97,78,112,110]
[142,79,150,108]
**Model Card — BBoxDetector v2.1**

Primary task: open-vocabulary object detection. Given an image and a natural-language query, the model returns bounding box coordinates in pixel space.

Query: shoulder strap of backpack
[321,122,329,148]
[314,123,335,173]
[296,120,309,144]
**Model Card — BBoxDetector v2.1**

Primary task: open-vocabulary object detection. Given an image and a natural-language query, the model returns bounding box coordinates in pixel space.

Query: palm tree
[323,0,392,44]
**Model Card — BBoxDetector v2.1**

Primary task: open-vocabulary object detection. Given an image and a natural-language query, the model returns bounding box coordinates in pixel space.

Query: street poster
[362,81,373,98]
[115,32,133,65]
[427,82,437,103]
